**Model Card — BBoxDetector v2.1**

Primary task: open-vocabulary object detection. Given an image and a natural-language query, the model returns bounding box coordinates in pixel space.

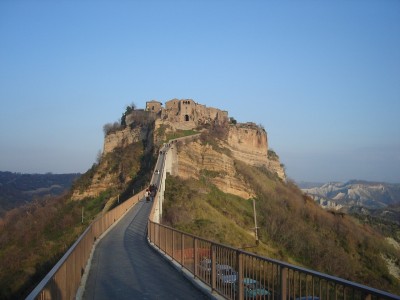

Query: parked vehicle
[216,264,237,284]
[235,277,270,299]
[199,257,212,273]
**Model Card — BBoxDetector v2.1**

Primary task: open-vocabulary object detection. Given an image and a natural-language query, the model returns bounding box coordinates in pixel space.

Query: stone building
[145,100,162,113]
[161,99,228,130]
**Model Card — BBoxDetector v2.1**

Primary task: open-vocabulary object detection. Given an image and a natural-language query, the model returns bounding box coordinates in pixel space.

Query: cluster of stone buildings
[145,99,228,130]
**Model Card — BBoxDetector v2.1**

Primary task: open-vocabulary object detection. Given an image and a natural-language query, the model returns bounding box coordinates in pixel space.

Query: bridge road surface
[82,199,209,300]
[83,161,209,299]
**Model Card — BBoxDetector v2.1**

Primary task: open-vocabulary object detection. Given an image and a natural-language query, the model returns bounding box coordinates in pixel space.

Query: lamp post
[252,198,259,245]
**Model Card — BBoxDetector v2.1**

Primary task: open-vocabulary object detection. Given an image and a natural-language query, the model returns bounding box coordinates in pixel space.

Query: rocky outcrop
[226,123,269,166]
[72,124,151,201]
[176,140,255,199]
[226,123,285,180]
[267,154,286,180]
[103,127,142,154]
[172,123,286,199]
[71,171,116,201]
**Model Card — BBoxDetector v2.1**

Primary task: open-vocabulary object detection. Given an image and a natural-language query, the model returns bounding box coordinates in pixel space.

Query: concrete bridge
[27,137,400,300]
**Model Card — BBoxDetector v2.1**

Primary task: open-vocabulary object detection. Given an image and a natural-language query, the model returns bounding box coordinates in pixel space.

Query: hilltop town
[74,99,285,201]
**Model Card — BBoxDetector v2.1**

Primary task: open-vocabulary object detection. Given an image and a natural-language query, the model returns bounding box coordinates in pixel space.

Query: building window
[184,115,189,121]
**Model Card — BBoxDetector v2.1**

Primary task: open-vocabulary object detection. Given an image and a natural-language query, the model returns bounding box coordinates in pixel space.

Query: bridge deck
[82,198,208,299]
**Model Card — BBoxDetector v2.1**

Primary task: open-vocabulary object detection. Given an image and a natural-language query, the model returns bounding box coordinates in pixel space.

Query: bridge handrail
[147,220,400,300]
[26,189,145,300]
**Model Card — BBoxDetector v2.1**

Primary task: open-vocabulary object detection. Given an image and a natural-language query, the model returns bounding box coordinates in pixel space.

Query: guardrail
[147,221,400,300]
[26,190,145,300]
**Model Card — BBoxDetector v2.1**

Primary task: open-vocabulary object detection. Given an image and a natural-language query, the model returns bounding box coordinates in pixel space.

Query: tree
[121,102,137,127]
[103,122,121,136]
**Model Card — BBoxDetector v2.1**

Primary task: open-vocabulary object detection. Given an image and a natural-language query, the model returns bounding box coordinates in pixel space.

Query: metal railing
[147,221,400,300]
[26,190,145,300]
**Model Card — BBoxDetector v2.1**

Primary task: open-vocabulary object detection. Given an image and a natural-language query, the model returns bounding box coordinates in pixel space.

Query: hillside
[0,172,80,217]
[161,124,400,294]
[301,181,400,243]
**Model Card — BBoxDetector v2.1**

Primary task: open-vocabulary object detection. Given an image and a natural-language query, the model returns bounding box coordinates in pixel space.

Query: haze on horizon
[0,1,399,184]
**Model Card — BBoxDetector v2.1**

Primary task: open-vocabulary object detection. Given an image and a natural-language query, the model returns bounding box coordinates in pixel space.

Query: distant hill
[301,180,400,210]
[301,180,400,242]
[0,171,80,217]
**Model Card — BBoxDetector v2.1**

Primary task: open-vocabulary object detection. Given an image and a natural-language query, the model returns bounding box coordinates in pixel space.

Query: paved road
[83,198,208,300]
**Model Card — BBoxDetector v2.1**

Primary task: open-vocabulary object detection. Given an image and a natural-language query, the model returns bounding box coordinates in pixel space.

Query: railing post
[172,230,175,260]
[194,238,198,277]
[281,266,288,300]
[164,226,167,253]
[237,251,244,300]
[181,234,185,266]
[151,219,156,245]
[211,245,217,292]
[147,220,150,241]
[364,294,372,300]
[158,223,161,250]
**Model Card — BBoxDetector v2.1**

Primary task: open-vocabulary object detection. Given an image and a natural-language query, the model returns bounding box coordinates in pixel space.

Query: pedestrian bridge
[27,140,400,300]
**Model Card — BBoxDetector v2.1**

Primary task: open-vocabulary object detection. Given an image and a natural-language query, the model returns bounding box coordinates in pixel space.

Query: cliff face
[103,126,142,154]
[170,122,285,200]
[227,123,285,180]
[71,124,151,201]
[175,140,255,199]
[226,124,269,167]
[154,98,285,181]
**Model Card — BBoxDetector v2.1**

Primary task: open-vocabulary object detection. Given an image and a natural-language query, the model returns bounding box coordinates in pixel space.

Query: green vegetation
[155,124,170,142]
[0,185,127,300]
[199,123,232,156]
[120,103,136,127]
[350,204,400,243]
[166,129,198,141]
[199,169,225,178]
[163,175,261,249]
[154,125,198,147]
[72,163,97,193]
[0,120,157,299]
[163,162,400,294]
[267,149,279,160]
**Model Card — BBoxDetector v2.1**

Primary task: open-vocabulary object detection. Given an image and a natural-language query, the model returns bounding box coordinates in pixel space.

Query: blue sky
[0,1,399,183]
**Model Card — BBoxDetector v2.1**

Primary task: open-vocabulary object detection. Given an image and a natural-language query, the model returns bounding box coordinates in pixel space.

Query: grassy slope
[163,161,400,294]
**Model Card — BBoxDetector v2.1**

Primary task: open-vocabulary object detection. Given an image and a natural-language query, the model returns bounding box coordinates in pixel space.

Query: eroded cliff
[171,122,285,200]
